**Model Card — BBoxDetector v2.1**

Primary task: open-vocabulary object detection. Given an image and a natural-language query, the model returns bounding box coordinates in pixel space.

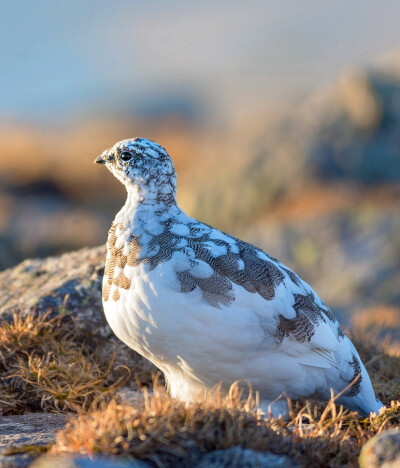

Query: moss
[3,444,49,456]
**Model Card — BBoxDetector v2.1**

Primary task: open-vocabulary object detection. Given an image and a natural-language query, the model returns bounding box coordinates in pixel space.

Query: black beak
[94,154,107,164]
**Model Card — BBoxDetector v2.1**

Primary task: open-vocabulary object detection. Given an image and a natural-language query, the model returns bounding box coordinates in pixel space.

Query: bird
[95,137,383,417]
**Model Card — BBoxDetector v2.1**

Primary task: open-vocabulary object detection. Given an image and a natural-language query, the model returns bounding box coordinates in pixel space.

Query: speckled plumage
[95,137,383,416]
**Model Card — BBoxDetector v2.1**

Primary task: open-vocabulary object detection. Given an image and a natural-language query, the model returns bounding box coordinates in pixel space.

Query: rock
[310,70,400,185]
[338,69,382,131]
[194,447,297,468]
[359,429,400,468]
[0,246,109,338]
[0,413,68,468]
[0,247,159,464]
[31,455,150,468]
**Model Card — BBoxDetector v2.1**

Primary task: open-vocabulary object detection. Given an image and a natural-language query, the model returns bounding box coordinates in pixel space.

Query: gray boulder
[31,455,150,468]
[360,429,400,468]
[0,413,68,468]
[195,447,297,468]
[0,246,107,337]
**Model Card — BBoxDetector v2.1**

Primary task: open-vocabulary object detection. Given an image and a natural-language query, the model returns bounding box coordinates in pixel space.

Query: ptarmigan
[95,137,383,417]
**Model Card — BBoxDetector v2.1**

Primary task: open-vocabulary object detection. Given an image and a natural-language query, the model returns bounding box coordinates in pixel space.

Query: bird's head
[95,138,177,204]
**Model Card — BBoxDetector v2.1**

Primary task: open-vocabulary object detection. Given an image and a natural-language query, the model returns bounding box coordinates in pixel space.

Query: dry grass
[0,311,155,414]
[50,380,400,468]
[49,329,400,467]
[1,310,399,467]
[52,385,292,467]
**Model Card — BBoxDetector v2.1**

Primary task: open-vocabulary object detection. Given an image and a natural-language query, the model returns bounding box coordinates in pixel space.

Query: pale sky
[1,0,400,122]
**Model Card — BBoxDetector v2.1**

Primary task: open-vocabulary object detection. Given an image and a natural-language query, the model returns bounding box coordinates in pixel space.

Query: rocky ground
[0,247,399,467]
[0,413,68,468]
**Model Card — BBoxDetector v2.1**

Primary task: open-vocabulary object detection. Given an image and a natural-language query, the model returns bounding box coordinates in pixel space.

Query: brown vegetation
[0,311,156,415]
[1,310,399,467]
[51,379,400,468]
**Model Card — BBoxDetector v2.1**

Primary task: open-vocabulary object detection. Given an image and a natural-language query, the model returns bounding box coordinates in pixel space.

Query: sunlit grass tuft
[0,311,150,414]
[1,310,399,467]
[50,379,400,468]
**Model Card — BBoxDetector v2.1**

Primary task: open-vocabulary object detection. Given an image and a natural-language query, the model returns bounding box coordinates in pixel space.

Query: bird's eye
[120,151,133,162]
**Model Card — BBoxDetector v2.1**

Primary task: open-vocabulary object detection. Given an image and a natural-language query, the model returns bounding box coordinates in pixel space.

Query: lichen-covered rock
[194,447,297,468]
[0,246,108,337]
[0,413,68,468]
[359,429,400,468]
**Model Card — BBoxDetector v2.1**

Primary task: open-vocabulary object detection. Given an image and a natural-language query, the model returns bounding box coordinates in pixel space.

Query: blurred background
[1,0,400,332]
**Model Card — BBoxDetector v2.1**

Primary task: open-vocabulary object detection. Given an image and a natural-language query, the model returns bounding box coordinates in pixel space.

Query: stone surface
[194,447,297,468]
[0,246,109,338]
[359,429,400,468]
[31,455,150,468]
[0,413,69,468]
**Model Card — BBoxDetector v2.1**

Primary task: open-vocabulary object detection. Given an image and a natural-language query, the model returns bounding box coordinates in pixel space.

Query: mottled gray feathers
[110,218,343,346]
[276,293,338,343]
[130,219,286,307]
[345,354,362,397]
